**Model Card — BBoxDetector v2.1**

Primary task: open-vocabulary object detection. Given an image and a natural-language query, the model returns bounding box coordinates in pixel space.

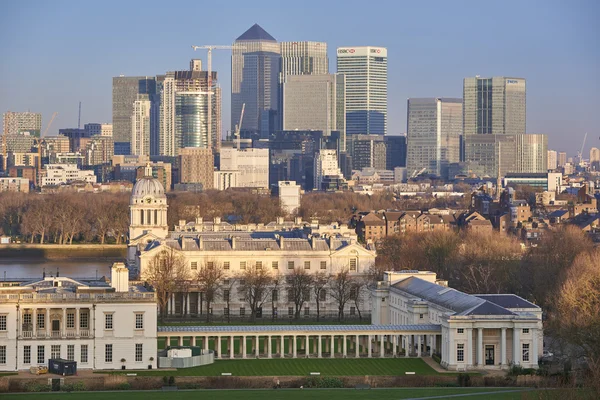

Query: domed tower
[129,164,169,241]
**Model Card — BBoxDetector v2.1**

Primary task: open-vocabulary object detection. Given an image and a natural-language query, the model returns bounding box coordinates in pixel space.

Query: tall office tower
[158,64,221,156]
[84,123,113,137]
[348,134,387,170]
[131,94,152,156]
[314,149,344,191]
[3,112,42,136]
[231,24,280,138]
[280,41,328,77]
[336,46,387,135]
[558,151,567,167]
[463,76,526,177]
[112,76,156,154]
[516,134,548,173]
[590,147,600,170]
[547,150,558,170]
[178,147,214,189]
[406,98,462,178]
[282,74,345,151]
[385,135,407,170]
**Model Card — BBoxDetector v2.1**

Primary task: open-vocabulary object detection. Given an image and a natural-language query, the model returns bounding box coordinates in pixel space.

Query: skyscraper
[336,46,387,136]
[547,150,557,170]
[3,112,42,136]
[231,24,280,138]
[282,74,345,151]
[178,147,214,189]
[558,151,567,167]
[280,41,328,77]
[112,76,156,154]
[516,134,548,173]
[406,98,462,178]
[131,94,151,156]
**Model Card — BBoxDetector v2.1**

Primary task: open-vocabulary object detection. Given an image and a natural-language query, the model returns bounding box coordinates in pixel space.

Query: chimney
[198,236,203,251]
[311,236,316,249]
[110,262,129,292]
[195,216,203,225]
[294,216,302,225]
[214,216,221,224]
[179,219,186,228]
[279,235,284,250]
[231,236,236,250]
[276,216,284,224]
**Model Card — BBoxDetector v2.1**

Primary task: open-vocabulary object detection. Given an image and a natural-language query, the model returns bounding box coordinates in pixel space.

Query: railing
[0,292,156,303]
[51,331,62,338]
[22,331,33,338]
[20,330,93,339]
[80,330,90,338]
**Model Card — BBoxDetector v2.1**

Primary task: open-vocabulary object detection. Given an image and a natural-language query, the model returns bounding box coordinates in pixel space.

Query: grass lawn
[0,388,575,400]
[107,358,438,376]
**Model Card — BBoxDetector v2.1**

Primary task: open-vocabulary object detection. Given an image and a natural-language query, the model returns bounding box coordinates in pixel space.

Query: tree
[421,230,461,279]
[270,272,281,321]
[554,249,600,363]
[350,275,369,321]
[237,263,272,322]
[312,271,330,321]
[222,275,237,324]
[21,199,53,244]
[287,267,314,320]
[196,261,225,323]
[143,247,190,321]
[329,267,354,321]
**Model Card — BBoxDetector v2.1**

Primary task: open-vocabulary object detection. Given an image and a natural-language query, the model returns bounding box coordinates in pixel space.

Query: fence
[157,349,214,369]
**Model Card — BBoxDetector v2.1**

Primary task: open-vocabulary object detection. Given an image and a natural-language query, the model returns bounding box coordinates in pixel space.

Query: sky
[1,0,599,156]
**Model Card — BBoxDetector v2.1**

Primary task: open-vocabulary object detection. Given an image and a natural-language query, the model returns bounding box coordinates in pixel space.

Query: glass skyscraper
[336,46,387,136]
[280,41,328,77]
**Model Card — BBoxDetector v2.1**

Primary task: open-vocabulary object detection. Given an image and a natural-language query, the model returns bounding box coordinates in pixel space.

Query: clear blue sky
[1,0,598,156]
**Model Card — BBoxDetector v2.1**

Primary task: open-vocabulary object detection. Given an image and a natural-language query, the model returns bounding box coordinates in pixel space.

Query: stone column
[204,336,209,352]
[355,335,360,358]
[500,328,507,366]
[404,335,409,357]
[62,308,66,337]
[313,336,317,354]
[242,336,247,359]
[392,335,397,356]
[417,335,422,357]
[513,328,520,365]
[255,336,260,358]
[32,308,37,337]
[216,336,221,359]
[531,328,538,366]
[367,335,372,358]
[268,335,272,358]
[306,336,310,356]
[448,328,455,366]
[276,336,281,356]
[330,336,335,358]
[380,335,385,358]
[343,335,347,357]
[477,328,483,366]
[467,328,473,367]
[75,307,80,337]
[230,336,235,359]
[318,335,322,358]
[293,336,297,358]
[281,335,285,357]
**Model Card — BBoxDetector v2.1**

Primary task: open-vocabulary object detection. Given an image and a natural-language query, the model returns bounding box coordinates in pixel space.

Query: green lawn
[0,388,581,400]
[107,358,438,376]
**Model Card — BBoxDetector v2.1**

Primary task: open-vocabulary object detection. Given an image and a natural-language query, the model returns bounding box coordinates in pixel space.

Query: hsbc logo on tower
[337,49,355,54]
[370,49,381,54]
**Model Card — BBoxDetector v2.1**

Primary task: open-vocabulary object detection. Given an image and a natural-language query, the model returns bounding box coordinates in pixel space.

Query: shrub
[163,376,169,385]
[62,381,87,392]
[432,354,441,364]
[457,373,471,387]
[168,376,176,386]
[117,382,131,390]
[25,382,50,392]
[508,364,525,376]
[305,377,343,388]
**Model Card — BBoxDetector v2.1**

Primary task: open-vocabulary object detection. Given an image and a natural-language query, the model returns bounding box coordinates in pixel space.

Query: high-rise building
[3,112,42,136]
[275,181,301,214]
[231,24,280,138]
[178,147,214,189]
[282,74,345,151]
[84,123,113,137]
[336,46,387,135]
[590,147,600,170]
[406,98,462,178]
[558,151,567,167]
[219,147,269,188]
[384,135,407,170]
[131,94,151,156]
[314,149,344,191]
[280,41,328,77]
[112,76,156,154]
[516,134,548,173]
[348,134,386,171]
[547,150,557,171]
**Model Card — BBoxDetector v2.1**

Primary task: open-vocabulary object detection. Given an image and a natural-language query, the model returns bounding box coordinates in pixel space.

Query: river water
[0,260,116,280]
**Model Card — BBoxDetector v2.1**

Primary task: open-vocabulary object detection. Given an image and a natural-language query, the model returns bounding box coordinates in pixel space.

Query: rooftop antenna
[78,101,82,129]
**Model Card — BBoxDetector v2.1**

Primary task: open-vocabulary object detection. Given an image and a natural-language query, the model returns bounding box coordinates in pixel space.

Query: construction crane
[577,132,588,165]
[191,45,236,147]
[77,102,81,129]
[43,112,58,137]
[234,103,245,149]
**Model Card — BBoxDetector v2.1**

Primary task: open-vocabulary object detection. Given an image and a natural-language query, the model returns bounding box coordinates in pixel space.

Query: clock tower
[128,164,169,242]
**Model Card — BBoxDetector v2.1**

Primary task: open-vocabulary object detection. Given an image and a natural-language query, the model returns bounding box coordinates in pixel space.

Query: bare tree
[271,271,281,321]
[143,246,190,321]
[21,200,53,244]
[312,271,330,321]
[329,267,354,321]
[287,267,314,320]
[350,275,369,321]
[237,263,273,322]
[222,275,237,323]
[196,260,225,323]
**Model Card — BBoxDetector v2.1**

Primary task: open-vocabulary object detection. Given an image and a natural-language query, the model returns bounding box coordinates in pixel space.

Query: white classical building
[371,271,542,371]
[0,264,158,372]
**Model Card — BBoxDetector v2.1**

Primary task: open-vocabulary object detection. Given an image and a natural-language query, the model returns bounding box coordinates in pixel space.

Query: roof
[158,324,441,333]
[476,294,540,309]
[236,24,276,42]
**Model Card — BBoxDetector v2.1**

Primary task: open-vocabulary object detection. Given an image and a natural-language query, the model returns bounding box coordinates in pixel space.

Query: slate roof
[236,24,276,42]
[475,294,540,309]
[158,324,442,333]
[548,209,568,218]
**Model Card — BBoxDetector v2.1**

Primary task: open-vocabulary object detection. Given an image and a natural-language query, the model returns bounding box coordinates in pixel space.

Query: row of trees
[144,248,371,323]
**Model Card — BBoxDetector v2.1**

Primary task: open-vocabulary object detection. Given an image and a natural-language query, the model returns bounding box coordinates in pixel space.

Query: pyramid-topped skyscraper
[231,24,280,139]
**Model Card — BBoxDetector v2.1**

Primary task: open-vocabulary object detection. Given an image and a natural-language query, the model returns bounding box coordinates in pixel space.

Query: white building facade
[314,149,343,191]
[41,164,97,186]
[219,148,269,188]
[0,265,158,372]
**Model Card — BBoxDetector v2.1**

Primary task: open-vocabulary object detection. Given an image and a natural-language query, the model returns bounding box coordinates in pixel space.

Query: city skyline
[0,0,598,156]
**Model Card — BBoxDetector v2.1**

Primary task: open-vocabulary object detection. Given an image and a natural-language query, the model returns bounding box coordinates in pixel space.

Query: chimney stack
[278,235,284,250]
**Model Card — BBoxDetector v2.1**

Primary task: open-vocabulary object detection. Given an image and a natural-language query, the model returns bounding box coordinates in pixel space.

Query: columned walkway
[158,325,441,359]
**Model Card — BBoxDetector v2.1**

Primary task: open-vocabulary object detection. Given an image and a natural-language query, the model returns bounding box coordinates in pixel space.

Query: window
[37,346,45,364]
[37,313,45,329]
[207,261,214,270]
[350,258,357,271]
[272,261,278,270]
[255,261,262,270]
[304,307,310,316]
[304,261,310,270]
[51,345,61,359]
[224,290,230,302]
[0,346,5,365]
[350,287,357,300]
[191,262,198,270]
[105,344,113,363]
[67,345,74,361]
[350,307,356,316]
[24,346,31,364]
[320,261,327,270]
[81,345,88,363]
[419,314,424,319]
[287,261,294,270]
[67,313,75,329]
[319,289,326,302]
[457,344,465,362]
[522,344,530,362]
[287,289,294,303]
[135,313,144,329]
[105,314,113,330]
[135,344,143,362]
[239,307,245,317]
[457,328,464,334]
[23,313,32,328]
[224,307,229,316]
[272,289,278,302]
[240,261,246,270]
[522,328,529,334]
[303,289,311,301]
[224,262,230,270]
[0,315,6,331]
[288,307,294,317]
[80,313,88,329]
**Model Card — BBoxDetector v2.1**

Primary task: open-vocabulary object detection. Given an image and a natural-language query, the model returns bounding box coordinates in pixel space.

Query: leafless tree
[329,267,354,321]
[143,246,190,321]
[237,263,273,322]
[196,260,226,323]
[312,271,330,321]
[286,267,314,320]
[222,275,237,323]
[350,275,369,321]
[21,200,53,243]
[270,271,281,321]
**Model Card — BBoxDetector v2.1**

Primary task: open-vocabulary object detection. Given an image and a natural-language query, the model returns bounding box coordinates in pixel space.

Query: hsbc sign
[337,47,387,57]
[337,48,355,54]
